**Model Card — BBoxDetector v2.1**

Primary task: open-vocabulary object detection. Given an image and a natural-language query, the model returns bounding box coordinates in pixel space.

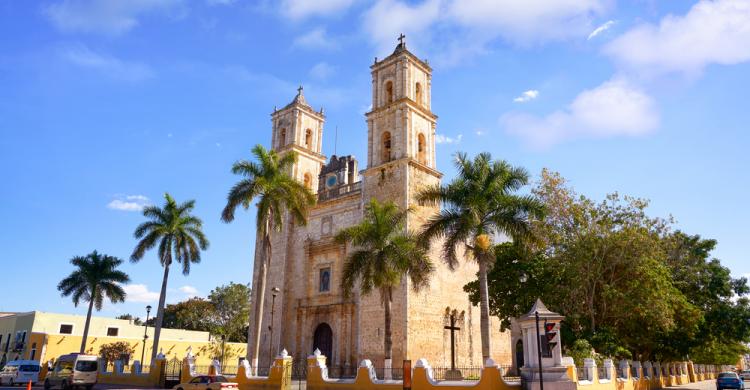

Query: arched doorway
[313,323,333,363]
[515,339,524,374]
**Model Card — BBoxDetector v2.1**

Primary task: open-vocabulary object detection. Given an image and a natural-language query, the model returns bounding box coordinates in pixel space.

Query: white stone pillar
[619,360,630,379]
[583,358,596,381]
[633,361,642,379]
[603,359,614,380]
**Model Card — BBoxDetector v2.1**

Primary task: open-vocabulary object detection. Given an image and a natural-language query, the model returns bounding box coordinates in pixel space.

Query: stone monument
[519,299,574,390]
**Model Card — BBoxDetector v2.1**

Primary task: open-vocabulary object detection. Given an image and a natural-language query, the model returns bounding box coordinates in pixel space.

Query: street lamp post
[267,287,280,368]
[221,335,226,371]
[141,305,152,366]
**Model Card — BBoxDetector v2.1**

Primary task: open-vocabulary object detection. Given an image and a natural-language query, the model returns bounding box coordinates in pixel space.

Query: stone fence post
[618,360,630,380]
[602,359,614,381]
[583,358,596,381]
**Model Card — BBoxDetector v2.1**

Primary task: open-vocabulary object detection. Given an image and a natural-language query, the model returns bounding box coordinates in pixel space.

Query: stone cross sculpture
[444,312,462,380]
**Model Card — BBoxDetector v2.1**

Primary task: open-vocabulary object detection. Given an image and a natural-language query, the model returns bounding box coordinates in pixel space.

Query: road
[0,385,162,390]
[660,379,750,390]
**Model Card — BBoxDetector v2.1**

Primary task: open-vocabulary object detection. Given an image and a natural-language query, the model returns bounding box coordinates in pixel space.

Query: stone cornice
[365,97,438,121]
[361,157,443,179]
[278,144,327,163]
[371,48,432,73]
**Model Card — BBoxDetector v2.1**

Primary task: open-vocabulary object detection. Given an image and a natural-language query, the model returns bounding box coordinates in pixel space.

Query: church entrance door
[313,323,333,364]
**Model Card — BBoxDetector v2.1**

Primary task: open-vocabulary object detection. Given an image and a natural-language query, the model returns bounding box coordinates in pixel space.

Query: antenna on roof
[334,125,338,156]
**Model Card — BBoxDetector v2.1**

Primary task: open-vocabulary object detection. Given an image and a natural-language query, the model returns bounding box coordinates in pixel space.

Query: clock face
[326,174,338,188]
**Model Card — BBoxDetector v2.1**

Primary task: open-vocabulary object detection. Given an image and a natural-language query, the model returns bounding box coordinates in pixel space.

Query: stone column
[633,361,642,379]
[618,360,630,380]
[583,358,596,381]
[603,359,614,381]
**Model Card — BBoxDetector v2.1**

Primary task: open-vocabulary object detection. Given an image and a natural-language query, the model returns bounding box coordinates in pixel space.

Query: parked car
[44,353,98,390]
[173,375,238,390]
[717,372,743,390]
[740,370,750,381]
[0,360,41,386]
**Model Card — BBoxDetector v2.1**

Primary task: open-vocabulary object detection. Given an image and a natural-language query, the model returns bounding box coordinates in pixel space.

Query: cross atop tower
[398,33,406,46]
[297,85,303,94]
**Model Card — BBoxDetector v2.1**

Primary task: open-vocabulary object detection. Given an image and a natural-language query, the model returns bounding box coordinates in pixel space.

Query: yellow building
[0,311,246,366]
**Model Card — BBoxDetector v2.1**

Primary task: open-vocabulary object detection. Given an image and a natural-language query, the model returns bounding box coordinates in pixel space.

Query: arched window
[279,128,287,148]
[385,81,393,104]
[303,173,312,189]
[415,82,422,105]
[305,129,313,149]
[382,131,392,162]
[417,133,426,164]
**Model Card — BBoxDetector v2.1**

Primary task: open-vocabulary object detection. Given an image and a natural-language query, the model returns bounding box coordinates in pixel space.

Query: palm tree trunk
[150,261,171,364]
[248,230,271,374]
[478,259,492,363]
[383,288,393,380]
[79,292,95,353]
[383,289,392,360]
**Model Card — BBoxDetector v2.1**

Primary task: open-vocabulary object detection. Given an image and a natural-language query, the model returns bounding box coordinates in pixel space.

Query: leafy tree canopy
[466,169,750,364]
[161,283,251,343]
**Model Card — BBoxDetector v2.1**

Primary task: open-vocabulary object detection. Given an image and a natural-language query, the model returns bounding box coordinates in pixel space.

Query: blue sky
[1,0,749,318]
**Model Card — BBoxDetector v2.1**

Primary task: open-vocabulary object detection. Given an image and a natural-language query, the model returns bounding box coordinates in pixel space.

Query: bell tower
[359,35,444,366]
[362,35,441,210]
[271,86,327,192]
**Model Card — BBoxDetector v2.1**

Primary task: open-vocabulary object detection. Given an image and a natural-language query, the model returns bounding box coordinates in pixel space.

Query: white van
[0,360,41,385]
[44,354,98,390]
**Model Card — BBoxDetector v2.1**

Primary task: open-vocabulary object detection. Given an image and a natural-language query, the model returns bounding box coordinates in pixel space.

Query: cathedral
[248,39,513,369]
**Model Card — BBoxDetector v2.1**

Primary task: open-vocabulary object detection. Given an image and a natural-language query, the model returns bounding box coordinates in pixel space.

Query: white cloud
[178,285,199,298]
[446,0,609,44]
[280,0,354,20]
[604,0,750,76]
[293,27,339,50]
[309,62,336,80]
[588,20,615,40]
[62,44,154,82]
[435,134,463,144]
[503,78,658,149]
[513,90,539,103]
[44,0,181,35]
[362,0,442,56]
[362,0,610,62]
[123,284,160,303]
[107,194,150,211]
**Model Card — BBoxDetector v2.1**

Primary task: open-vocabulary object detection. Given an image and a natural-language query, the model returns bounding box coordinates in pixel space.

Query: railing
[631,366,638,378]
[598,366,608,380]
[437,366,481,381]
[318,182,362,202]
[577,367,588,381]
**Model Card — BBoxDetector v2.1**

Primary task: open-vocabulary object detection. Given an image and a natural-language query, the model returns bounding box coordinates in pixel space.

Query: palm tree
[336,199,434,368]
[221,144,315,369]
[417,152,544,362]
[58,251,130,353]
[131,193,209,363]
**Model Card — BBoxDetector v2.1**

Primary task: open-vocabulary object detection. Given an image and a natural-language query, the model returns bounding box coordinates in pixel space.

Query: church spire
[292,85,307,106]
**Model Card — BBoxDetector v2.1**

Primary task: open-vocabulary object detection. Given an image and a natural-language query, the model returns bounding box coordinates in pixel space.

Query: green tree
[209,283,251,343]
[162,298,216,332]
[464,242,551,331]
[221,145,315,366]
[418,152,543,361]
[99,341,136,365]
[658,231,750,363]
[336,199,434,364]
[116,314,143,325]
[130,193,209,363]
[57,251,130,353]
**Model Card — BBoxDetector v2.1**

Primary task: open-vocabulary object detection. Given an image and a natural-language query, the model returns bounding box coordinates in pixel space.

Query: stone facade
[249,41,512,370]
